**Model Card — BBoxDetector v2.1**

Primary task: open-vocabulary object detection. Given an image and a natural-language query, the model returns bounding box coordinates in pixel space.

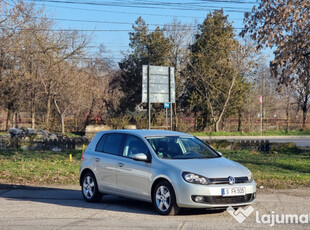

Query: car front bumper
[174,180,256,208]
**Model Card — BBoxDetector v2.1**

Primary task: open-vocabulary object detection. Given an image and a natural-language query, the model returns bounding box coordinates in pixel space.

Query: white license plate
[222,187,246,196]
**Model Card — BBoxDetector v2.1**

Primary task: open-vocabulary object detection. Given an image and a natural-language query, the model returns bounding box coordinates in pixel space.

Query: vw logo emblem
[228,176,235,185]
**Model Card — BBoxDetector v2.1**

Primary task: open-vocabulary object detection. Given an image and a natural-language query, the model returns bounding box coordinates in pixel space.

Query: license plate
[222,187,246,196]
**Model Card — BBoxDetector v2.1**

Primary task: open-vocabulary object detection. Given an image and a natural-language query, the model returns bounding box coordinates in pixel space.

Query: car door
[94,133,125,193]
[116,134,152,200]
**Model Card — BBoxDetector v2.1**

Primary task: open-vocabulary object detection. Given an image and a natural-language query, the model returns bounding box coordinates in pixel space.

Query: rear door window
[103,133,125,155]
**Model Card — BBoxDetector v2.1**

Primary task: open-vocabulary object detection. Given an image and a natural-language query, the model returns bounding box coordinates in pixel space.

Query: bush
[135,116,148,129]
[207,140,232,150]
[108,116,131,129]
[270,142,300,154]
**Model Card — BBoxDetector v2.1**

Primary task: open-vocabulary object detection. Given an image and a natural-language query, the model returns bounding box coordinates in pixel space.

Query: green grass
[221,149,310,189]
[0,150,82,185]
[65,132,81,138]
[0,132,8,135]
[0,148,309,189]
[192,130,310,136]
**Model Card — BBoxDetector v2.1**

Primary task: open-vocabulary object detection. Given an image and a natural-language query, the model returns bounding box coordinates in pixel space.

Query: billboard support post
[168,67,172,130]
[147,65,151,129]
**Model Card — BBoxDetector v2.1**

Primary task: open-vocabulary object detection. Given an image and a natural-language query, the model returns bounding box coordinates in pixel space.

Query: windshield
[145,136,220,159]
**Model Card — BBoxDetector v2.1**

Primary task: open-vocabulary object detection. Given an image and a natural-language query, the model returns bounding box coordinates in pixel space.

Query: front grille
[204,194,254,204]
[209,176,249,184]
[192,193,255,205]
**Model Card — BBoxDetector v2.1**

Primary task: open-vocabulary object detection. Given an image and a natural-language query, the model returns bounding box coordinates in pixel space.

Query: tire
[81,172,103,203]
[153,180,180,215]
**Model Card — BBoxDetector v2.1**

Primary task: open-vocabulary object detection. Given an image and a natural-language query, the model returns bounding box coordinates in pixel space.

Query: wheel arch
[151,177,176,203]
[79,168,95,186]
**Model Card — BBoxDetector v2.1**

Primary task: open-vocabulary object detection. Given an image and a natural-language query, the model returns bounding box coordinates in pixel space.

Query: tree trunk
[5,105,11,132]
[31,102,36,129]
[285,96,290,133]
[12,112,16,128]
[46,95,51,131]
[53,99,67,134]
[173,103,178,130]
[61,113,65,134]
[302,96,308,130]
[194,111,197,131]
[302,108,307,130]
[84,97,96,130]
[238,109,242,132]
[214,120,219,132]
[209,75,237,133]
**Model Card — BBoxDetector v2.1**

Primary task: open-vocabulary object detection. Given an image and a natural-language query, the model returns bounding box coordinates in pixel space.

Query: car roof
[97,129,192,138]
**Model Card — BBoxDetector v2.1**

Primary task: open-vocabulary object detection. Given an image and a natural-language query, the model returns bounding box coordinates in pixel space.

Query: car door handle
[95,158,100,162]
[118,163,124,167]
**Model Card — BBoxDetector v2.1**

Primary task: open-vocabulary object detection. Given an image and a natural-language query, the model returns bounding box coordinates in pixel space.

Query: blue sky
[21,0,269,66]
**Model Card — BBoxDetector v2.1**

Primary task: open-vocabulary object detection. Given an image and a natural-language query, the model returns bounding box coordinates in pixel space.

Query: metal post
[168,67,173,130]
[147,65,151,129]
[260,98,263,135]
[166,108,168,130]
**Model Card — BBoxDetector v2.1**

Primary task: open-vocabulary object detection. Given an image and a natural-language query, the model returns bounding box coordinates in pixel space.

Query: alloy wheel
[155,185,171,212]
[83,175,95,199]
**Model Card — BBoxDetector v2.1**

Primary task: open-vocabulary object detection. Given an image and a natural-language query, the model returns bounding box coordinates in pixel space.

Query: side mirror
[132,153,148,162]
[217,151,223,157]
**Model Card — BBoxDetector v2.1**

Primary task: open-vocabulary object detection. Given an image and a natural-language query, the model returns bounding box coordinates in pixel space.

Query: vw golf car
[79,130,256,215]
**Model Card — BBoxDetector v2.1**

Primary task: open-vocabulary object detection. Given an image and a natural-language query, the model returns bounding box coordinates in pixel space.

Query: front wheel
[153,181,180,215]
[81,172,102,203]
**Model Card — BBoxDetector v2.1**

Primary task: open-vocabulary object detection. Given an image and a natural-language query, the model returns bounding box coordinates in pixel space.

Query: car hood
[163,157,249,178]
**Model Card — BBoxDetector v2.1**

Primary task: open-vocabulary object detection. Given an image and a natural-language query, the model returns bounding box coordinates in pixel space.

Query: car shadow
[0,184,226,216]
[0,184,156,215]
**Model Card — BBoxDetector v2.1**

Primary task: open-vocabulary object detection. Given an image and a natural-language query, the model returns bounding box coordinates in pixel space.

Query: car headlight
[247,171,253,182]
[182,172,210,185]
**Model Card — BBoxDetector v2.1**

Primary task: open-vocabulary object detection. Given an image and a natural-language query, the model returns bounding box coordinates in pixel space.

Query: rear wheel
[153,181,180,215]
[81,172,102,203]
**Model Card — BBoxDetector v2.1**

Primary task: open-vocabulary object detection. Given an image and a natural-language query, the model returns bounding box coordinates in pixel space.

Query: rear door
[94,133,125,193]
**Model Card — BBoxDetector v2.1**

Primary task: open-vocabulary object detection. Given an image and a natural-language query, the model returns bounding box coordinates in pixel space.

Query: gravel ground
[0,185,310,230]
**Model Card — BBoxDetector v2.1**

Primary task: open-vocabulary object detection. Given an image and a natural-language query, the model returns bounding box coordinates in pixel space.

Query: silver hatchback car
[79,130,256,215]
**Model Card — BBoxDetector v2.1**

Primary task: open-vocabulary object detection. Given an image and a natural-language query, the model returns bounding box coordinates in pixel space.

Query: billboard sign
[142,65,175,103]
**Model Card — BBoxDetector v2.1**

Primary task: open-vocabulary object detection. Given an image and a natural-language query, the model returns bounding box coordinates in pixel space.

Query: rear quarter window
[95,134,107,152]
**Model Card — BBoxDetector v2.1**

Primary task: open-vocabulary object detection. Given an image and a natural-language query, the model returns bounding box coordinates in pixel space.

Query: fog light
[194,196,204,203]
[253,192,256,199]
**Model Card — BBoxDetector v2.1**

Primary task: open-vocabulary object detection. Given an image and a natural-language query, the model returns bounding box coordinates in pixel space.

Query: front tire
[153,181,180,215]
[81,172,102,203]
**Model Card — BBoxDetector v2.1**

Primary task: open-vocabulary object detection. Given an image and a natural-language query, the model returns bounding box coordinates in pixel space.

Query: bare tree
[0,0,32,130]
[35,29,88,130]
[164,19,193,128]
[242,0,310,129]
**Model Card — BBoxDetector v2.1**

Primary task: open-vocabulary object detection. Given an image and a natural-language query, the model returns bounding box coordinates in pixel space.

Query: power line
[39,16,199,27]
[32,2,246,20]
[0,26,243,32]
[27,0,252,13]
[34,2,207,19]
[194,0,257,4]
